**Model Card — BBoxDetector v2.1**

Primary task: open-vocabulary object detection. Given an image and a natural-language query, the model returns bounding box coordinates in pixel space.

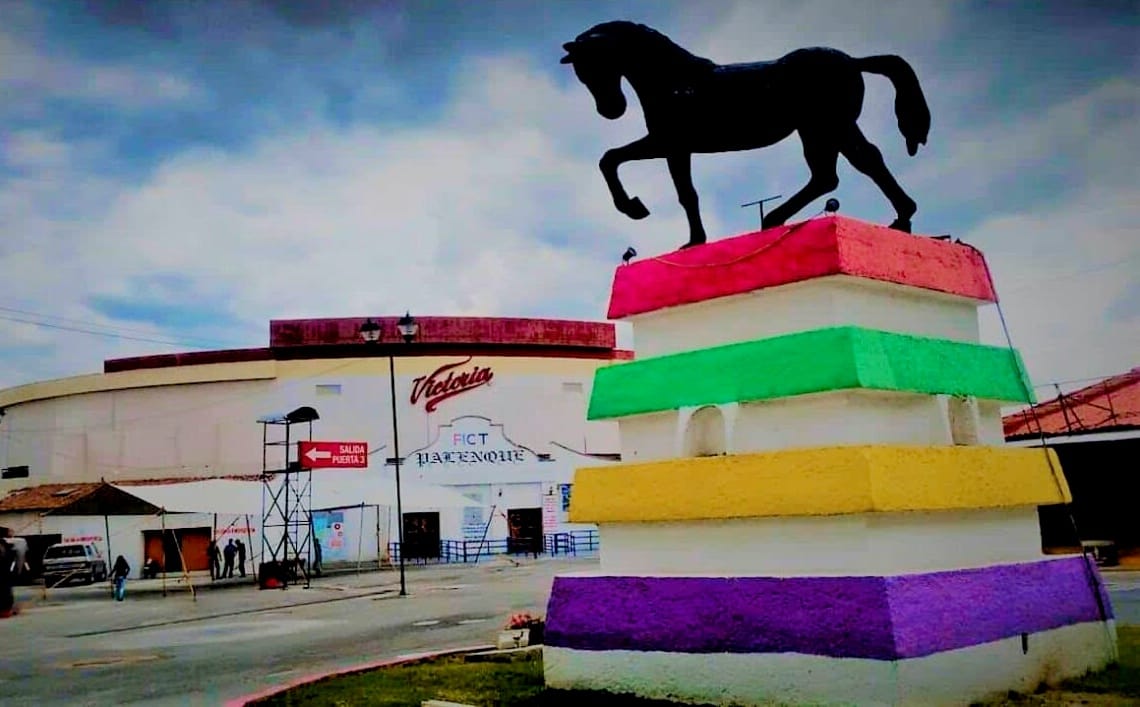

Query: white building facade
[0,316,626,576]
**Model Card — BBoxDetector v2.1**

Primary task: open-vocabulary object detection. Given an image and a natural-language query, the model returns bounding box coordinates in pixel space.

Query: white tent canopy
[112,479,262,515]
[112,473,478,517]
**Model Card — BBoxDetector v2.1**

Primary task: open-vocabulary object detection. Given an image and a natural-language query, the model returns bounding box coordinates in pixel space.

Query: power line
[0,306,246,349]
[0,313,215,348]
[0,305,238,344]
[994,252,1140,295]
[1031,372,1135,390]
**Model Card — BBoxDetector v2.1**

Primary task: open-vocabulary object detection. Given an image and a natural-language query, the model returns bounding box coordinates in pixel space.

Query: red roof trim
[607,215,997,319]
[105,348,273,374]
[270,316,615,348]
[103,317,622,374]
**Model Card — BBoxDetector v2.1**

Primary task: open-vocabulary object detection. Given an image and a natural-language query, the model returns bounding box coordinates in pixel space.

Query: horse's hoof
[621,197,650,220]
[889,218,912,233]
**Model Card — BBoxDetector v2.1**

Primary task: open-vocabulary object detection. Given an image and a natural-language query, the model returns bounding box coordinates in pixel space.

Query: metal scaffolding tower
[258,406,319,589]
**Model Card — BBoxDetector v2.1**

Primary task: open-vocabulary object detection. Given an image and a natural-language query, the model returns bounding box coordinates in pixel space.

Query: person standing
[111,555,130,601]
[0,534,15,618]
[235,539,247,578]
[222,539,236,579]
[207,540,220,581]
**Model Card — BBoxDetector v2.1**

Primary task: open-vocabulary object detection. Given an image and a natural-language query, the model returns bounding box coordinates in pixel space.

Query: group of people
[207,538,247,580]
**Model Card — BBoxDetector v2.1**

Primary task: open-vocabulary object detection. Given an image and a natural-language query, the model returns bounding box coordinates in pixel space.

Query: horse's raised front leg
[838,126,917,233]
[762,133,840,229]
[600,135,661,220]
[667,153,706,248]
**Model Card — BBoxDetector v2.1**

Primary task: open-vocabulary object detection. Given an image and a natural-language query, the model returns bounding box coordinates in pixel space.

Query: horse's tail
[857,55,930,156]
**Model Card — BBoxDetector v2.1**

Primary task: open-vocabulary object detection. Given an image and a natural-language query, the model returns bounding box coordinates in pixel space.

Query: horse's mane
[578,21,716,70]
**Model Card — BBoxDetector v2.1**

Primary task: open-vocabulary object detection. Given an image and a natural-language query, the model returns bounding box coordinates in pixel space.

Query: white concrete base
[618,390,1006,463]
[545,621,1117,707]
[598,507,1048,577]
[628,275,983,360]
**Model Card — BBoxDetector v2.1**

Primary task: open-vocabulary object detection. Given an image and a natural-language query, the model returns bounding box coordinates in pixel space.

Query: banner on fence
[312,510,347,562]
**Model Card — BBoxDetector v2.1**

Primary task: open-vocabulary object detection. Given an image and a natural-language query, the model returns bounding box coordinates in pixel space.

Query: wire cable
[0,305,246,349]
[0,312,224,349]
[956,237,1118,659]
[648,211,830,269]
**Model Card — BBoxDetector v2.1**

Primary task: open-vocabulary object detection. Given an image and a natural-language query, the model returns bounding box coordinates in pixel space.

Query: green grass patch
[1062,625,1140,695]
[257,627,1139,707]
[252,649,714,707]
[981,625,1140,705]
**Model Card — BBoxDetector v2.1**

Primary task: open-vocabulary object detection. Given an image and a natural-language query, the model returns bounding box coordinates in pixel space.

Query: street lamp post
[360,312,419,597]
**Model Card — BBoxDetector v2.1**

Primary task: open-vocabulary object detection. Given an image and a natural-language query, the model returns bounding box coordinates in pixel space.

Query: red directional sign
[298,441,369,469]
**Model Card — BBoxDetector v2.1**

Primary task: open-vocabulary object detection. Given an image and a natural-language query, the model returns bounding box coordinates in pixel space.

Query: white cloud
[1,2,1137,396]
[0,53,697,387]
[687,5,1140,388]
[974,183,1140,387]
[0,27,201,112]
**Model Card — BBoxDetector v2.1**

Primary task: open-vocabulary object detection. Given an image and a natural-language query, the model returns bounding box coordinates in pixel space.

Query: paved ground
[0,555,587,706]
[1102,569,1140,624]
[2,560,1137,707]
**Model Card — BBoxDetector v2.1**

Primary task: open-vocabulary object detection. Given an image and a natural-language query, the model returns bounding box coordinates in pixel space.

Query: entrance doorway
[507,508,542,556]
[142,527,211,573]
[402,512,441,561]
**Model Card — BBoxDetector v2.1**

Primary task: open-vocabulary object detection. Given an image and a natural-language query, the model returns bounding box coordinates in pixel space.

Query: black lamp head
[359,317,381,343]
[622,246,637,264]
[396,311,418,344]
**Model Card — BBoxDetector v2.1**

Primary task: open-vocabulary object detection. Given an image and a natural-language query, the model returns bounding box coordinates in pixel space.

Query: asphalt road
[0,555,587,706]
[2,560,1138,707]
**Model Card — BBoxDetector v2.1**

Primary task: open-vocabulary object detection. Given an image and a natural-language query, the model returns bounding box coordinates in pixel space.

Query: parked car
[42,542,108,587]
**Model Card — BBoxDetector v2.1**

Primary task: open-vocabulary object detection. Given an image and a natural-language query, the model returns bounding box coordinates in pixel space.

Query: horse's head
[560,32,628,120]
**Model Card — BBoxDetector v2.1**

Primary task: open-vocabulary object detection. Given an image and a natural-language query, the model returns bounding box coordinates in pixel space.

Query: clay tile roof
[1003,367,1140,440]
[0,482,102,513]
[0,474,268,514]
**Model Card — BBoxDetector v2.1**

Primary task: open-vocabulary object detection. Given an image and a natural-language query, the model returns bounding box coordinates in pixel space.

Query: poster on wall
[312,510,347,562]
[559,484,572,512]
[542,485,559,533]
[462,507,485,542]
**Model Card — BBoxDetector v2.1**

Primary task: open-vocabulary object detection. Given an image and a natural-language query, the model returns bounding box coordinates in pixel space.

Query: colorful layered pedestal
[544,216,1116,706]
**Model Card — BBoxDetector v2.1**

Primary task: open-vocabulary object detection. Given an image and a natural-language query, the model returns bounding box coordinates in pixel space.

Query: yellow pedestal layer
[570,445,1068,523]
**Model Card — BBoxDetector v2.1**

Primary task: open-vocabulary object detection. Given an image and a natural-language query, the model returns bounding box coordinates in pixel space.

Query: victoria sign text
[410,357,493,412]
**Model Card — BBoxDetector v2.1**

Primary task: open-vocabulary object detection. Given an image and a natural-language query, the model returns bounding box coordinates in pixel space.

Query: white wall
[628,275,983,359]
[619,391,1006,462]
[0,511,41,538]
[0,356,621,495]
[0,379,272,490]
[599,507,1048,576]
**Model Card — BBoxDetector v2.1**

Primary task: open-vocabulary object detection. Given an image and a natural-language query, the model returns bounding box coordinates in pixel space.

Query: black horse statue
[560,21,931,249]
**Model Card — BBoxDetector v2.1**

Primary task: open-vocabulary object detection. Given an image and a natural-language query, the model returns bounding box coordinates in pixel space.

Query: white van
[42,542,108,587]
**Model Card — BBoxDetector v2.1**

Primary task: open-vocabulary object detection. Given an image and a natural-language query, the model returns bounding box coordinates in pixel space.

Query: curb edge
[222,643,496,706]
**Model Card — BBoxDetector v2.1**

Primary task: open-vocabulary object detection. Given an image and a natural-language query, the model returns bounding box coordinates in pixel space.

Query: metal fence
[387,529,599,565]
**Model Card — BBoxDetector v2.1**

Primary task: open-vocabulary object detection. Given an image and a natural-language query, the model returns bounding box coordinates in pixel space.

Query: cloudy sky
[1,0,1137,395]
